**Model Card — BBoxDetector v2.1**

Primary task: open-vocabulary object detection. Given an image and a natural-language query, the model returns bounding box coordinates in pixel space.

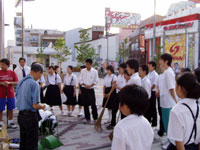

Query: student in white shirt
[148,60,159,127]
[111,84,154,150]
[102,65,117,124]
[14,57,30,81]
[107,63,126,130]
[159,53,177,135]
[139,65,151,99]
[126,58,141,86]
[167,72,200,150]
[63,66,78,116]
[79,59,99,124]
[44,66,63,114]
[124,69,131,85]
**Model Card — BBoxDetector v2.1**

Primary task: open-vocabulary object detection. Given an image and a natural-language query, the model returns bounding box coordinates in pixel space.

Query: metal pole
[106,32,109,65]
[0,0,4,59]
[21,0,24,57]
[153,0,156,58]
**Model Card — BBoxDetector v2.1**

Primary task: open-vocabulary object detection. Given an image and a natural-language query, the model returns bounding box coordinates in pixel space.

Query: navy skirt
[102,87,117,109]
[44,85,62,106]
[167,143,199,150]
[78,87,85,106]
[63,85,77,106]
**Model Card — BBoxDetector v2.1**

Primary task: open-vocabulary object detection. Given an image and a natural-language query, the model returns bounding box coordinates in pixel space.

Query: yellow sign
[165,34,185,66]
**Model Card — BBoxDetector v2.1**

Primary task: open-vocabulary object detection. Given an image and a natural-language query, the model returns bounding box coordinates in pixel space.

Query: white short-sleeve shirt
[104,74,117,87]
[168,98,200,145]
[116,74,126,93]
[160,67,176,108]
[141,76,151,99]
[111,114,154,150]
[148,70,158,92]
[37,75,45,83]
[127,73,141,86]
[46,73,62,85]
[63,73,77,86]
[79,68,99,89]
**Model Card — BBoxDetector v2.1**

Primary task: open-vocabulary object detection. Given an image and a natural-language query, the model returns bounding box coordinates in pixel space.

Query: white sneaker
[8,123,17,129]
[78,112,83,117]
[162,143,169,150]
[161,140,168,145]
[61,111,65,116]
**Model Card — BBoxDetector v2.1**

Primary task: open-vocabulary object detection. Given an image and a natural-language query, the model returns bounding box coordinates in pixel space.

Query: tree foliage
[74,30,98,65]
[36,42,46,64]
[52,38,71,63]
[118,38,130,62]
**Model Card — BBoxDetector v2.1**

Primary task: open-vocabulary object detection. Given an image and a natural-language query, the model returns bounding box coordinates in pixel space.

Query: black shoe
[157,130,164,137]
[106,124,114,130]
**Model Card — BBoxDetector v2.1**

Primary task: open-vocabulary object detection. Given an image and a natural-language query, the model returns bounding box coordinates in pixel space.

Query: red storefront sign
[105,8,141,29]
[163,22,194,31]
[188,0,200,3]
[140,35,145,54]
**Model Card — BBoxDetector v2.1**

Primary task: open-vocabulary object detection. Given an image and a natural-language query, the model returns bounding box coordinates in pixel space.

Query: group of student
[109,53,200,150]
[0,53,200,150]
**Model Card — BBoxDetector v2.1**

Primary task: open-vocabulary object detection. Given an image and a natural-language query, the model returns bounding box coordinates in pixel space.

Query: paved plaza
[4,78,166,150]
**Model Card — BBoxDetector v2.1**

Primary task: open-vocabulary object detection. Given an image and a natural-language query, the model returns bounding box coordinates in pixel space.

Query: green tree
[152,45,163,74]
[52,38,71,73]
[36,42,46,64]
[118,38,130,62]
[74,30,98,65]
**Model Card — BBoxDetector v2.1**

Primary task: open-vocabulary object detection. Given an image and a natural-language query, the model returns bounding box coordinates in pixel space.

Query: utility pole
[0,0,4,59]
[153,0,156,58]
[21,0,24,57]
[105,14,109,65]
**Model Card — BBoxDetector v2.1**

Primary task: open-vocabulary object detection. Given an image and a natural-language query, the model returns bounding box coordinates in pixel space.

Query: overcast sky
[3,0,185,46]
[15,0,183,31]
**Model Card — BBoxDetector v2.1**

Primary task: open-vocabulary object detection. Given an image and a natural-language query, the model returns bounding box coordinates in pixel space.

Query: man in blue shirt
[16,63,48,150]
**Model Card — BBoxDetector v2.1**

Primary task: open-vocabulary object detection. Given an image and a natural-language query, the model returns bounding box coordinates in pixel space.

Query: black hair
[176,72,200,99]
[54,65,59,70]
[31,64,43,73]
[140,65,149,75]
[148,60,157,70]
[86,59,93,65]
[119,84,149,116]
[48,66,55,70]
[68,65,73,71]
[106,65,115,74]
[126,58,139,72]
[19,57,26,62]
[80,65,86,69]
[160,53,173,66]
[0,58,10,67]
[31,62,37,68]
[194,68,200,83]
[180,67,191,73]
[119,63,127,69]
[124,69,130,76]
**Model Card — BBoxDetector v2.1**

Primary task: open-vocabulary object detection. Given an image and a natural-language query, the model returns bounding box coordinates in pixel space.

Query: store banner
[105,8,141,29]
[188,0,200,4]
[165,35,185,66]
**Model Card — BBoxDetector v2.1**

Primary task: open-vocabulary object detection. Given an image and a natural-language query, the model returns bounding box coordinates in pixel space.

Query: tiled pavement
[4,78,166,150]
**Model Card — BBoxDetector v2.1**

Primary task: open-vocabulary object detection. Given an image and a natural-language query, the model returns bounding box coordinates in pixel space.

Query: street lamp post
[21,0,24,57]
[0,0,4,59]
[153,0,156,58]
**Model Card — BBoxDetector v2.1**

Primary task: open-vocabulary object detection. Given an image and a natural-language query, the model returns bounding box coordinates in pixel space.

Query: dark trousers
[111,93,120,126]
[167,143,199,150]
[18,111,38,150]
[82,88,98,120]
[146,91,157,126]
[157,97,165,134]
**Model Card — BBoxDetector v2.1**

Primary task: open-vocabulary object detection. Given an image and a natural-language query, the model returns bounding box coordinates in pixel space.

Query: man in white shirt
[79,59,99,124]
[147,60,159,127]
[126,58,141,86]
[159,53,177,135]
[14,57,30,81]
[139,65,151,99]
